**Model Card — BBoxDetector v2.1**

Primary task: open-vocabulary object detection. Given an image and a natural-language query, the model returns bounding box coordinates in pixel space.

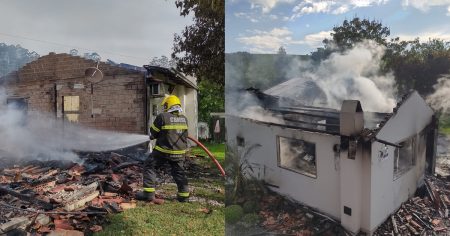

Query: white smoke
[0,89,149,162]
[226,40,397,124]
[283,40,396,112]
[427,76,450,113]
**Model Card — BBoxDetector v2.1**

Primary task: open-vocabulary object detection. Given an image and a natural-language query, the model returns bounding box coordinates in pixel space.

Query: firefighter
[136,95,190,203]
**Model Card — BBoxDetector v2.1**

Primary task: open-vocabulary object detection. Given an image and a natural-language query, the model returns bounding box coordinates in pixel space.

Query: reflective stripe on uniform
[161,125,188,130]
[150,124,160,132]
[177,192,190,197]
[154,145,187,155]
[143,187,155,192]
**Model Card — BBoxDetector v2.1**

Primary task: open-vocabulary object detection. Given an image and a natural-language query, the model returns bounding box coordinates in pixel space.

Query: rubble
[250,191,350,236]
[0,145,206,235]
[374,175,450,235]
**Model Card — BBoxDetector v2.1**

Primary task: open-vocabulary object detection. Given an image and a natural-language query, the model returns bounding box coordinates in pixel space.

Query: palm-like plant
[225,143,267,205]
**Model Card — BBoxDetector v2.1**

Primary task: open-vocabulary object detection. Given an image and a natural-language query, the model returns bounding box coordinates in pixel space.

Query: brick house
[0,53,198,136]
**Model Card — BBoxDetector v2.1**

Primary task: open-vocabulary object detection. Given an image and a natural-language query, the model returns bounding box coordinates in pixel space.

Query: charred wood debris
[373,175,450,236]
[0,146,204,235]
[253,175,449,236]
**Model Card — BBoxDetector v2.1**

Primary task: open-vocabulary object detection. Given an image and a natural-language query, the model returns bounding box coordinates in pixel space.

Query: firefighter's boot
[177,192,190,203]
[135,191,154,202]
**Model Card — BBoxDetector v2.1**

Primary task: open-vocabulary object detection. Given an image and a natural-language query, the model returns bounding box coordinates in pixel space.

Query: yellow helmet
[161,95,181,111]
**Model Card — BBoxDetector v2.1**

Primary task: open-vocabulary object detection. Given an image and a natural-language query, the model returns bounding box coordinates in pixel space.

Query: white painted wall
[226,116,342,219]
[377,92,433,143]
[369,92,433,232]
[226,92,434,234]
[339,143,372,233]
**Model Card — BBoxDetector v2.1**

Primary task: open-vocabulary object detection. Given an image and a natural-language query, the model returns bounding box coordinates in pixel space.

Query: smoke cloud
[427,76,450,113]
[0,89,149,162]
[226,40,397,124]
[282,40,396,112]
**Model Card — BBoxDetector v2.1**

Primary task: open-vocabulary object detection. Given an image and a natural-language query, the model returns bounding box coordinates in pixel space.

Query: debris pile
[374,175,450,235]
[0,147,201,235]
[256,193,349,236]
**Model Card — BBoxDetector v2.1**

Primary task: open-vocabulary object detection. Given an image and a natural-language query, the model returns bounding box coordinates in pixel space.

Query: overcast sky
[226,0,450,54]
[0,0,192,66]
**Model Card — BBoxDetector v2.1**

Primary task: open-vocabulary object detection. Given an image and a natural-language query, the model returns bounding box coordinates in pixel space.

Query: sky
[0,0,192,66]
[226,0,450,54]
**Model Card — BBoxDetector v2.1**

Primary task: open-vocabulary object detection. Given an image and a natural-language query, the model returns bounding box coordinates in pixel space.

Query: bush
[242,200,259,213]
[225,205,244,224]
[241,213,260,226]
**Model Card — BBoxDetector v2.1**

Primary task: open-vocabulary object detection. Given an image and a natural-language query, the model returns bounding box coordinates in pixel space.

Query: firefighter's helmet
[161,95,181,111]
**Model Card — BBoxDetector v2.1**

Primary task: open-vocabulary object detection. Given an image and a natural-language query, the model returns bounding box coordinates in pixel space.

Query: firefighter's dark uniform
[143,111,189,201]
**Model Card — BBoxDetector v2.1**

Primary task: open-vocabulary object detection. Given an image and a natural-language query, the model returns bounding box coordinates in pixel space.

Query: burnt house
[226,89,438,234]
[0,53,198,136]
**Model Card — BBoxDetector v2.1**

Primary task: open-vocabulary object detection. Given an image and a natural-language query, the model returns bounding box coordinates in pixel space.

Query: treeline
[0,43,39,77]
[227,17,450,96]
[226,52,309,90]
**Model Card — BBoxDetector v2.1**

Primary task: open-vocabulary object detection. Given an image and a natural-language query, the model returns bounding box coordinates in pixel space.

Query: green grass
[96,201,224,236]
[96,142,226,236]
[439,115,450,135]
[191,142,225,161]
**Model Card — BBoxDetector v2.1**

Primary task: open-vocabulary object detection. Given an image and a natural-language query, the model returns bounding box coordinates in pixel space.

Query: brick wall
[1,53,147,134]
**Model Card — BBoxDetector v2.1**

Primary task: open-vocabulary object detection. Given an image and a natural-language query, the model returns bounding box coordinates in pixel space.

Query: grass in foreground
[439,114,450,135]
[191,142,225,161]
[97,142,226,236]
[96,201,224,236]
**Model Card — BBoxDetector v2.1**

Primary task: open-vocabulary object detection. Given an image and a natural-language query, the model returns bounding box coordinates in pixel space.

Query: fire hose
[187,136,226,177]
[113,137,225,177]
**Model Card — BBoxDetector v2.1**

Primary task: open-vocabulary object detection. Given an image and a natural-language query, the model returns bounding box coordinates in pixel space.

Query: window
[237,136,245,147]
[394,136,416,178]
[278,136,317,178]
[150,84,161,95]
[63,96,80,122]
[7,97,28,111]
[7,97,28,125]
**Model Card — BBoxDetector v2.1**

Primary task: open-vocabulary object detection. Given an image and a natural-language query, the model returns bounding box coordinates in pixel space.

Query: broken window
[278,136,317,178]
[394,136,416,178]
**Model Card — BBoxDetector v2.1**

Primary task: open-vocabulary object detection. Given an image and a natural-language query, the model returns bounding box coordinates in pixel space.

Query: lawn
[191,142,226,161]
[439,115,450,135]
[96,142,225,236]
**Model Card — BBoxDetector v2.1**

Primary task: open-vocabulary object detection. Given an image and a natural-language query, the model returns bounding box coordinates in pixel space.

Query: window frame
[393,135,416,180]
[277,135,318,179]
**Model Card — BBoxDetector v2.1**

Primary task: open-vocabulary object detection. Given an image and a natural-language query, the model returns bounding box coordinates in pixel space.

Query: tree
[148,55,176,68]
[0,43,39,77]
[83,52,101,62]
[325,17,390,50]
[310,17,391,62]
[172,0,225,86]
[198,79,224,122]
[386,38,450,95]
[69,49,78,56]
[277,46,287,55]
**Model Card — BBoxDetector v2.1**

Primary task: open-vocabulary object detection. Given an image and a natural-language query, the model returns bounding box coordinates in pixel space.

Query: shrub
[225,205,244,224]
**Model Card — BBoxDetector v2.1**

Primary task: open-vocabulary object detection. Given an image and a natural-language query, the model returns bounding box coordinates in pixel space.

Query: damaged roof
[144,65,198,90]
[242,88,393,137]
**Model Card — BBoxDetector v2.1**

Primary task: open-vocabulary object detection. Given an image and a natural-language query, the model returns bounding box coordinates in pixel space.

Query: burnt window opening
[237,136,245,147]
[150,83,161,95]
[6,97,28,125]
[7,97,28,111]
[278,136,317,178]
[394,136,416,179]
